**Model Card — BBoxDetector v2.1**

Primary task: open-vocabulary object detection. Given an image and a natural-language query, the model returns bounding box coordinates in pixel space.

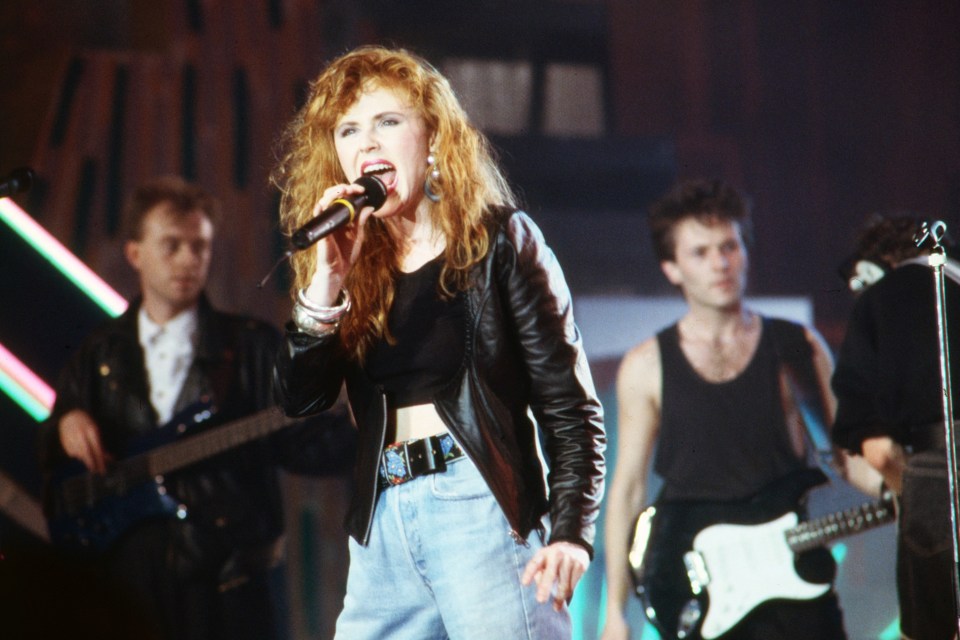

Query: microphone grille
[354,175,388,210]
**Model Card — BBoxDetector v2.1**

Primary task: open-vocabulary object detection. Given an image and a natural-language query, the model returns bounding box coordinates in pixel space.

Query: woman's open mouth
[362,161,397,192]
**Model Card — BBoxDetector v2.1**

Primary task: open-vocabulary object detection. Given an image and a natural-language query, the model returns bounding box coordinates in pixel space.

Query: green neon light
[0,365,50,421]
[878,618,901,639]
[831,542,848,564]
[0,199,126,318]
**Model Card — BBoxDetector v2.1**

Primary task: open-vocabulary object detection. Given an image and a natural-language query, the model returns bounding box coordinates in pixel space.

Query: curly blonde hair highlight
[272,45,516,360]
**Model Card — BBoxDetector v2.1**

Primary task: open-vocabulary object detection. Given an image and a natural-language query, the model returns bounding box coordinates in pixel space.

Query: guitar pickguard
[629,468,894,640]
[693,512,830,639]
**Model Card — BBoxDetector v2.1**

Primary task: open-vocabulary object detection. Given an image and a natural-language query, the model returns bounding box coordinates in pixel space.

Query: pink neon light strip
[0,342,55,411]
[0,198,128,317]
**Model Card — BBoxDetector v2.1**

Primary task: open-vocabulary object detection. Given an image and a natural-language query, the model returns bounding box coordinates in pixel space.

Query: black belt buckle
[404,436,446,478]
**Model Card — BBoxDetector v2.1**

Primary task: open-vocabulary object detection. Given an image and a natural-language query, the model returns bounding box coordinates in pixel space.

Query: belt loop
[379,447,391,482]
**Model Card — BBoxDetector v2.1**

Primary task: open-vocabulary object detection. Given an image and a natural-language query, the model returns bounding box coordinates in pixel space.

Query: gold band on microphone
[331,198,357,221]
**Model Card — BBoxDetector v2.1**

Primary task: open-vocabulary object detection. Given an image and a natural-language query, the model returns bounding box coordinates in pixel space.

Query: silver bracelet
[292,302,340,338]
[296,288,351,323]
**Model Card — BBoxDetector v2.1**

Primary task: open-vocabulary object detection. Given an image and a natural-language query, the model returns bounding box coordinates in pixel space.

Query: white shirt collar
[138,306,199,347]
[137,305,199,424]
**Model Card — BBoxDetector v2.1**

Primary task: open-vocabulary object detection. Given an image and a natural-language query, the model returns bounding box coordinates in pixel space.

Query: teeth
[363,163,393,175]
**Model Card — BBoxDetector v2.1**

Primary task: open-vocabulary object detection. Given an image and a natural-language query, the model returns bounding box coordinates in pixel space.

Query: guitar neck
[143,408,301,477]
[785,496,895,552]
[0,472,49,541]
[53,407,306,525]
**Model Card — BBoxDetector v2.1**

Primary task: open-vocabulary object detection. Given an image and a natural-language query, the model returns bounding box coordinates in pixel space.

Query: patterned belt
[379,433,465,489]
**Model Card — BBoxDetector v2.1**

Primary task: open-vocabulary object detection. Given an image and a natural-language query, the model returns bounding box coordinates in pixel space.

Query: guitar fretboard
[146,409,300,475]
[58,408,301,510]
[785,497,895,552]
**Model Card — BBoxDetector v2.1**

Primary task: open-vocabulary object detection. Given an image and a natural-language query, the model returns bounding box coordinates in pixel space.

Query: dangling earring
[424,152,441,202]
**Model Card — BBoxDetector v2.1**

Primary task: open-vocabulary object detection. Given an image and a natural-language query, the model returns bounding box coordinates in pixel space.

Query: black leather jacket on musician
[275,210,606,555]
[40,295,355,574]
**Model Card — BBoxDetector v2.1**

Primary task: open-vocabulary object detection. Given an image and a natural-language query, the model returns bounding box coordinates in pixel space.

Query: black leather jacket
[275,210,606,555]
[40,296,355,572]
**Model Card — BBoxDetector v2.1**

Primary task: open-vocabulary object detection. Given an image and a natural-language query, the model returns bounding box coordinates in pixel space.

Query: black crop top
[363,256,466,408]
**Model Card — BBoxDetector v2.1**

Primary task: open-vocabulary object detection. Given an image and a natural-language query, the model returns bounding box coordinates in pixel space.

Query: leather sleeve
[273,322,347,417]
[39,325,144,471]
[38,339,94,470]
[494,212,606,555]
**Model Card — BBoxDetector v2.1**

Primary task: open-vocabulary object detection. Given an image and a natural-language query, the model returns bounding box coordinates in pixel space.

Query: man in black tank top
[600,179,883,640]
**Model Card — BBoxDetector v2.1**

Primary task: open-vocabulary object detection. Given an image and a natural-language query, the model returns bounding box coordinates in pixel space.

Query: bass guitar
[47,402,303,552]
[628,469,895,639]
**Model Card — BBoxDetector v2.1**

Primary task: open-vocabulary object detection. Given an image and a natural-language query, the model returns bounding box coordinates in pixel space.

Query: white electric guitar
[629,469,896,639]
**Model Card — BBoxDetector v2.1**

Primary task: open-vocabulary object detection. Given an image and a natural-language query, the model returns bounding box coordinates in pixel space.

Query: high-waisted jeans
[334,456,572,639]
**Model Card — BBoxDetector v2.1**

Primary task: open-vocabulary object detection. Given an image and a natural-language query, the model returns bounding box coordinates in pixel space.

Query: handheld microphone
[290,175,388,250]
[0,168,35,198]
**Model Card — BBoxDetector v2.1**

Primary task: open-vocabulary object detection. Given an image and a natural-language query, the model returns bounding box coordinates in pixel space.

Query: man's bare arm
[601,338,663,640]
[807,327,885,497]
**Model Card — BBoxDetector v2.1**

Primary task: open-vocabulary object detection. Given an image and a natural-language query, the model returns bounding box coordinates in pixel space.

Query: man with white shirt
[39,176,355,640]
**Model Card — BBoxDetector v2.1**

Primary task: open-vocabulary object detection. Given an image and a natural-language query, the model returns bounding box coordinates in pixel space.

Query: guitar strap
[769,318,840,481]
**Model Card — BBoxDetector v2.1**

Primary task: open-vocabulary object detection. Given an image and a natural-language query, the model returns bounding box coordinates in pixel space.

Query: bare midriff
[393,402,449,443]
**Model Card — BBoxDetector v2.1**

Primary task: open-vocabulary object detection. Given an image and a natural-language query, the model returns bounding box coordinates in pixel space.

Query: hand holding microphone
[290,175,388,249]
[258,175,387,288]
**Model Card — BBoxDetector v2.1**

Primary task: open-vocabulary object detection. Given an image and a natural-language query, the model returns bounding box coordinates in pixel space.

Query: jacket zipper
[360,390,388,545]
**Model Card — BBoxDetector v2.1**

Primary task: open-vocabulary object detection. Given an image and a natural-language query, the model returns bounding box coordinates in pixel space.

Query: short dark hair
[852,213,942,268]
[837,212,952,285]
[648,178,753,262]
[122,175,220,240]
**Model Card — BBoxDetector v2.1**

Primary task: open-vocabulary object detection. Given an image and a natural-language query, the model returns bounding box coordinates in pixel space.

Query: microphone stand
[916,220,960,633]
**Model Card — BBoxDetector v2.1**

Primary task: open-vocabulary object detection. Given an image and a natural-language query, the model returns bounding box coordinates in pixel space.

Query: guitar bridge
[682,550,710,595]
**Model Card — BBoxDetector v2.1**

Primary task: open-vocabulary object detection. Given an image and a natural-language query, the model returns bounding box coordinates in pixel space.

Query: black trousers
[104,520,284,640]
[898,450,958,640]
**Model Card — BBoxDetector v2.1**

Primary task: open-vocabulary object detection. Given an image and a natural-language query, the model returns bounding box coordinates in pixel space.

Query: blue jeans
[334,457,572,639]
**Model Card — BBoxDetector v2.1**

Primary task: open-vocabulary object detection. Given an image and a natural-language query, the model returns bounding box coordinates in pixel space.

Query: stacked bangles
[292,288,351,337]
